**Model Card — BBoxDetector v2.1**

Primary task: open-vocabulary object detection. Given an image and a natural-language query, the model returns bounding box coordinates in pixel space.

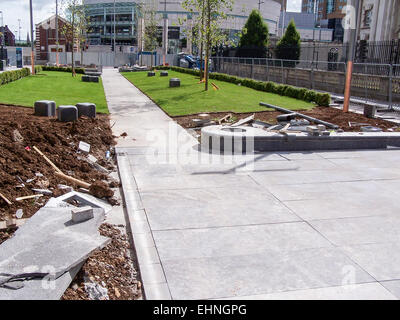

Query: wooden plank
[55,172,91,189]
[0,192,12,205]
[33,146,63,174]
[16,194,43,201]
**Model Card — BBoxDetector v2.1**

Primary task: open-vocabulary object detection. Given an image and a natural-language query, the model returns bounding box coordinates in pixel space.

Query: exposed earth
[173,106,398,132]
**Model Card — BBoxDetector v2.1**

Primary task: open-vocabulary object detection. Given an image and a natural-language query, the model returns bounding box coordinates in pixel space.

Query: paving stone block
[160,71,168,77]
[148,71,156,77]
[76,102,96,118]
[82,75,99,83]
[34,100,56,117]
[71,206,94,223]
[169,78,181,87]
[57,105,78,122]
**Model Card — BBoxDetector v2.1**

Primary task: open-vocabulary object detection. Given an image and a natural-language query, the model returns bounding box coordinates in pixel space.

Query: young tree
[182,0,233,91]
[237,9,269,58]
[139,1,159,67]
[276,19,301,66]
[60,0,88,76]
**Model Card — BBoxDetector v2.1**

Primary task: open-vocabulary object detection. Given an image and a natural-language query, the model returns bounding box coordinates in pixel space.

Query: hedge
[0,67,31,86]
[42,66,85,74]
[154,66,331,106]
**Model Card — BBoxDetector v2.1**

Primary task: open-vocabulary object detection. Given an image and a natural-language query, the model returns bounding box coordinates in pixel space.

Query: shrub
[42,66,85,74]
[0,68,31,86]
[316,92,331,106]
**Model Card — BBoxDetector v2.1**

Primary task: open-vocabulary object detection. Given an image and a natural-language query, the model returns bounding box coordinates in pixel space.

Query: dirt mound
[0,104,116,223]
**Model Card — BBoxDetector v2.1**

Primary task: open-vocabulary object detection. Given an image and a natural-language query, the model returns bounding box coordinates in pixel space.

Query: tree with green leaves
[276,19,301,65]
[60,0,88,76]
[237,9,269,58]
[182,0,233,91]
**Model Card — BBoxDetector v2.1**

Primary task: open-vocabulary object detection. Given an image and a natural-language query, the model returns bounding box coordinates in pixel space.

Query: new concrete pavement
[102,67,400,300]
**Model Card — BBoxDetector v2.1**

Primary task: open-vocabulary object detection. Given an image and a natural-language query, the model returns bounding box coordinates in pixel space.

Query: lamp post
[0,11,4,47]
[343,0,360,113]
[113,0,116,67]
[18,19,21,42]
[258,0,264,11]
[56,0,59,66]
[29,0,35,74]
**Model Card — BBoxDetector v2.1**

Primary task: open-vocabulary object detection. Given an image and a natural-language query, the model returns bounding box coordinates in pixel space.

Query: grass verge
[122,70,315,116]
[0,71,108,113]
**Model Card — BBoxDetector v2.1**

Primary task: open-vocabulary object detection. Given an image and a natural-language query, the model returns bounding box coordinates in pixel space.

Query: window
[364,8,372,27]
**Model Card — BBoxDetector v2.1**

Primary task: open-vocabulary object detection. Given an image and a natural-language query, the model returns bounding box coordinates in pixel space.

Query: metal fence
[211,57,400,109]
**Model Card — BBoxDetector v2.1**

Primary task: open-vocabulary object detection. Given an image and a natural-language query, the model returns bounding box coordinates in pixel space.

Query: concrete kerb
[116,151,172,300]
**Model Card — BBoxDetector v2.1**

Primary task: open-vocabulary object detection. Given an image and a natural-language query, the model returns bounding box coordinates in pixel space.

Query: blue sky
[1,0,302,42]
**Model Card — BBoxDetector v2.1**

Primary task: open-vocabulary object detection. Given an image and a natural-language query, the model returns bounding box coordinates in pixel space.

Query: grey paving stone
[34,100,56,117]
[144,282,172,300]
[140,263,166,285]
[153,222,331,261]
[217,283,396,300]
[380,280,400,299]
[141,187,300,230]
[162,247,374,300]
[57,105,78,122]
[310,215,400,246]
[342,243,400,281]
[0,207,108,281]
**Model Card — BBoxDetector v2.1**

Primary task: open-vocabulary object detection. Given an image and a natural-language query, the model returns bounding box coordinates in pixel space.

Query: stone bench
[82,75,99,83]
[34,100,56,117]
[76,103,96,119]
[58,105,78,122]
[169,78,181,87]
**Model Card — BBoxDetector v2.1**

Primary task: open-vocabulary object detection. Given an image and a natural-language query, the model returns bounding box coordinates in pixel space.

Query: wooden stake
[211,82,220,90]
[16,194,43,201]
[55,171,91,189]
[0,192,12,205]
[33,146,63,174]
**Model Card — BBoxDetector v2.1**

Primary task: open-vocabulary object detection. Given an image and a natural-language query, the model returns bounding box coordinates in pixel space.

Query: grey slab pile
[0,206,109,299]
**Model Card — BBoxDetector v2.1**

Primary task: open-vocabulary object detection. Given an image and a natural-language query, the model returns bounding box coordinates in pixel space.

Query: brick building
[0,25,16,46]
[35,14,72,61]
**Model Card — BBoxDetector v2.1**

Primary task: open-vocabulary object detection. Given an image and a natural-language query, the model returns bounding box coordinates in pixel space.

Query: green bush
[0,67,31,86]
[42,66,85,74]
[153,66,330,105]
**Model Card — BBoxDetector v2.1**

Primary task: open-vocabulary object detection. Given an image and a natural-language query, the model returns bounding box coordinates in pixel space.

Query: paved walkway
[103,68,400,300]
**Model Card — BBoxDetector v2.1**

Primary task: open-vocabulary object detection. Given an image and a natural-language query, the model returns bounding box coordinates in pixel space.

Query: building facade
[84,0,283,54]
[0,25,15,46]
[35,15,72,61]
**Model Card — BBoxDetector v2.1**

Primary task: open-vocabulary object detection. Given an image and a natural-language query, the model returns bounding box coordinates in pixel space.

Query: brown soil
[62,223,142,300]
[0,104,117,243]
[173,107,398,132]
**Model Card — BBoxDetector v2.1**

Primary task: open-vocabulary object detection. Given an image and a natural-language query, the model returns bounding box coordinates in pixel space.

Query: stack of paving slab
[0,191,111,300]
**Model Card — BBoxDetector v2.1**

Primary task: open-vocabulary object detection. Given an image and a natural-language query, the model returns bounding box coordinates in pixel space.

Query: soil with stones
[173,106,398,132]
[62,223,142,300]
[0,104,117,244]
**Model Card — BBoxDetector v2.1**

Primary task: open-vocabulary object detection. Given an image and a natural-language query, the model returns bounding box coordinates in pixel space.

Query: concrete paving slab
[310,215,400,246]
[380,280,400,299]
[141,187,300,230]
[0,207,109,279]
[342,243,400,281]
[162,247,374,300]
[153,222,332,261]
[217,282,396,300]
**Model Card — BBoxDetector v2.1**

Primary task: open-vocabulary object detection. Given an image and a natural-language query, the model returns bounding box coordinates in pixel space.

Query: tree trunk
[205,0,211,91]
[199,4,205,81]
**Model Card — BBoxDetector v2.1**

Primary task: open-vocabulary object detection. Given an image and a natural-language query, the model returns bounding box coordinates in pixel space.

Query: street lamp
[56,0,59,66]
[29,0,35,74]
[0,11,4,47]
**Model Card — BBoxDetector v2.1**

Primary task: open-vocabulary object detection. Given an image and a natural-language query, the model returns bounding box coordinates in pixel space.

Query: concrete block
[82,75,99,83]
[148,71,156,77]
[90,76,99,83]
[169,78,181,87]
[82,75,91,82]
[34,100,56,117]
[76,102,96,118]
[364,105,376,118]
[71,206,94,223]
[57,105,78,122]
[277,113,296,122]
[160,71,168,77]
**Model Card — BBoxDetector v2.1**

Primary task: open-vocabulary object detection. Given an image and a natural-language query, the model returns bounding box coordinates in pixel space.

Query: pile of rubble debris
[0,104,141,300]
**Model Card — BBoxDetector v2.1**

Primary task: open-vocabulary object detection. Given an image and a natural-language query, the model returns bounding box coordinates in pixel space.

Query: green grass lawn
[122,70,315,116]
[0,71,108,113]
